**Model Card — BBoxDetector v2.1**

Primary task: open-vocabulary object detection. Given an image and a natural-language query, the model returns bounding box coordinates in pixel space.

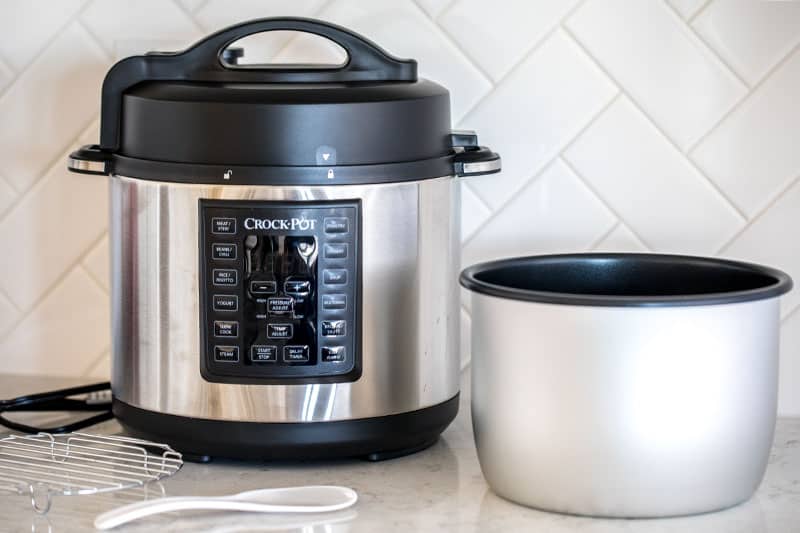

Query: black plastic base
[113,394,459,461]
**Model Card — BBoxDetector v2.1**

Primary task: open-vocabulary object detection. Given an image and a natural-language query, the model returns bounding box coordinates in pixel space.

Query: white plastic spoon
[94,485,358,530]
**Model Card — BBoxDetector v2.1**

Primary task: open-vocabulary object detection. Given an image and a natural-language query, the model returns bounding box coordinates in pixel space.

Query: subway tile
[460,182,491,242]
[0,268,110,377]
[778,310,800,417]
[82,234,109,292]
[316,0,492,123]
[0,175,15,218]
[0,22,108,192]
[723,178,800,319]
[84,349,111,379]
[692,50,800,216]
[0,149,108,310]
[0,56,12,94]
[440,0,580,81]
[460,307,471,371]
[462,159,615,268]
[693,0,800,85]
[462,30,617,209]
[566,0,746,149]
[592,223,648,252]
[564,97,743,253]
[0,0,84,71]
[0,291,17,340]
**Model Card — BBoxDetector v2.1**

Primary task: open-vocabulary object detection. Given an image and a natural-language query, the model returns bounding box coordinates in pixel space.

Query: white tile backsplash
[0,0,798,415]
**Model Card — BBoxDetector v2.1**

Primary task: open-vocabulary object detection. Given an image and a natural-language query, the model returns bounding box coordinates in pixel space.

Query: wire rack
[0,432,183,513]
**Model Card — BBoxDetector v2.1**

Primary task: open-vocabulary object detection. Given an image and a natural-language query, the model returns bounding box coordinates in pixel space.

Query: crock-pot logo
[243,217,317,231]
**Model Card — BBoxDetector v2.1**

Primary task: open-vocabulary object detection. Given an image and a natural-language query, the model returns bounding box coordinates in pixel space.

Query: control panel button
[213,294,238,312]
[214,346,239,362]
[213,269,238,286]
[250,280,277,294]
[212,217,236,234]
[284,280,311,295]
[323,269,347,285]
[212,243,237,260]
[267,297,293,315]
[321,320,346,337]
[322,294,347,310]
[323,243,348,259]
[284,345,309,362]
[251,345,277,363]
[322,346,346,363]
[214,321,239,337]
[324,217,348,233]
[267,323,294,339]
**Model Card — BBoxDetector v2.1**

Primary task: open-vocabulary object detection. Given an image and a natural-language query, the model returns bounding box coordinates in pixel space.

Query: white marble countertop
[0,373,798,532]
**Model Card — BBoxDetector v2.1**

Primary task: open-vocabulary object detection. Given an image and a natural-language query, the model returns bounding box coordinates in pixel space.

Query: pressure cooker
[66,18,500,460]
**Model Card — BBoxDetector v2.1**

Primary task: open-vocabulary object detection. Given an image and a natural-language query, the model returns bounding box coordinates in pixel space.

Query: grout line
[560,156,655,250]
[0,233,108,341]
[588,221,621,250]
[460,90,622,249]
[170,0,207,34]
[562,24,749,224]
[687,43,800,155]
[456,0,589,127]
[0,113,99,223]
[73,17,114,61]
[716,172,800,255]
[782,304,800,325]
[78,250,109,295]
[81,346,111,378]
[434,0,460,22]
[0,287,21,314]
[688,0,713,23]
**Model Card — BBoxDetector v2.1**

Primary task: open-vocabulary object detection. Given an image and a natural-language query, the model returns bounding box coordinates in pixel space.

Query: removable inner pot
[460,254,792,307]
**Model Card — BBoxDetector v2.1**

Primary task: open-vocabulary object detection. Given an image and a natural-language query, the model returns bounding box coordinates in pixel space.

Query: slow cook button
[214,320,239,337]
[322,294,347,310]
[251,345,277,363]
[324,217,348,234]
[213,294,238,312]
[284,345,309,363]
[323,269,347,285]
[321,320,346,337]
[323,243,348,259]
[284,280,311,295]
[212,243,237,260]
[213,269,238,286]
[267,297,293,315]
[321,346,346,363]
[212,217,236,234]
[250,280,277,294]
[214,346,239,362]
[267,323,293,339]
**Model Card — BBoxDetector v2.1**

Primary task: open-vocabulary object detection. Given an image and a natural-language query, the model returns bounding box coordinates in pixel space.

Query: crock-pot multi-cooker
[67,17,500,460]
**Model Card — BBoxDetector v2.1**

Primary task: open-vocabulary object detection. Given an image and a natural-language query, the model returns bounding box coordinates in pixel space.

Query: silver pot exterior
[469,292,779,517]
[110,174,461,423]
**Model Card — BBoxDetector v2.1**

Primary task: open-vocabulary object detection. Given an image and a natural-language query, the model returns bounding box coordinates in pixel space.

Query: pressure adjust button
[212,243,237,260]
[322,294,346,310]
[284,345,309,363]
[213,269,238,286]
[267,297,293,315]
[322,346,346,363]
[212,217,236,234]
[214,346,239,362]
[214,320,239,337]
[267,323,293,339]
[321,320,346,337]
[324,217,348,233]
[323,243,348,259]
[213,294,238,312]
[323,269,347,285]
[251,345,277,363]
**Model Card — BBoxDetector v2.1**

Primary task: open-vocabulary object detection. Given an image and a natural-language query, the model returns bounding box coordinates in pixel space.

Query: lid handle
[99,17,417,151]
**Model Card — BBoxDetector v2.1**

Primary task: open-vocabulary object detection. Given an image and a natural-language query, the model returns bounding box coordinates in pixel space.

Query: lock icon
[327,168,334,179]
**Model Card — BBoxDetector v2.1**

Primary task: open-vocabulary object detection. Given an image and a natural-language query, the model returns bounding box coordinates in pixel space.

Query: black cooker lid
[67,17,501,185]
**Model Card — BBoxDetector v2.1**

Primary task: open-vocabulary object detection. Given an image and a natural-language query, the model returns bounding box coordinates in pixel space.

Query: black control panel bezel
[198,199,362,385]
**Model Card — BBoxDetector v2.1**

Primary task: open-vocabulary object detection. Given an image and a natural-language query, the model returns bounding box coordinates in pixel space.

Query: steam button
[324,217,348,233]
[214,346,239,362]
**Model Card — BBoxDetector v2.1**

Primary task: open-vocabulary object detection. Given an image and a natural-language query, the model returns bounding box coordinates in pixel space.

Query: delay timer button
[284,345,309,363]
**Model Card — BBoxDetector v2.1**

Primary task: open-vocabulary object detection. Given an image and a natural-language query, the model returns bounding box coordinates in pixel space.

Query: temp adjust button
[324,217,348,233]
[267,297,293,315]
[214,346,239,362]
[212,217,236,234]
[267,323,293,339]
[321,320,346,337]
[322,346,346,363]
[323,269,347,285]
[213,294,238,312]
[214,321,239,337]
[284,345,309,363]
[251,345,277,363]
[322,294,346,310]
[323,243,348,259]
[213,269,238,286]
[212,243,237,260]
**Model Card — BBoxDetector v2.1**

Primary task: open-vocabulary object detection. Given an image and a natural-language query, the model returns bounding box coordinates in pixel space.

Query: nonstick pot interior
[460,253,792,307]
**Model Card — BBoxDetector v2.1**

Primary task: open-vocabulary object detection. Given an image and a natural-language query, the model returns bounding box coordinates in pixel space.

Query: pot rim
[459,253,793,307]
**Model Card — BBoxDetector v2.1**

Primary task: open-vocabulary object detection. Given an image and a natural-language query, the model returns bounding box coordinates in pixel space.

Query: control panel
[199,199,360,384]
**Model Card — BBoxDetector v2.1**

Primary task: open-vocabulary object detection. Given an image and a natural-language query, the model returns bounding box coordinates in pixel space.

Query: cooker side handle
[451,131,502,177]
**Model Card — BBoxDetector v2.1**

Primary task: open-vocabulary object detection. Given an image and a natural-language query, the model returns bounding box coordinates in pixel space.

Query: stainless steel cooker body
[111,174,461,424]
